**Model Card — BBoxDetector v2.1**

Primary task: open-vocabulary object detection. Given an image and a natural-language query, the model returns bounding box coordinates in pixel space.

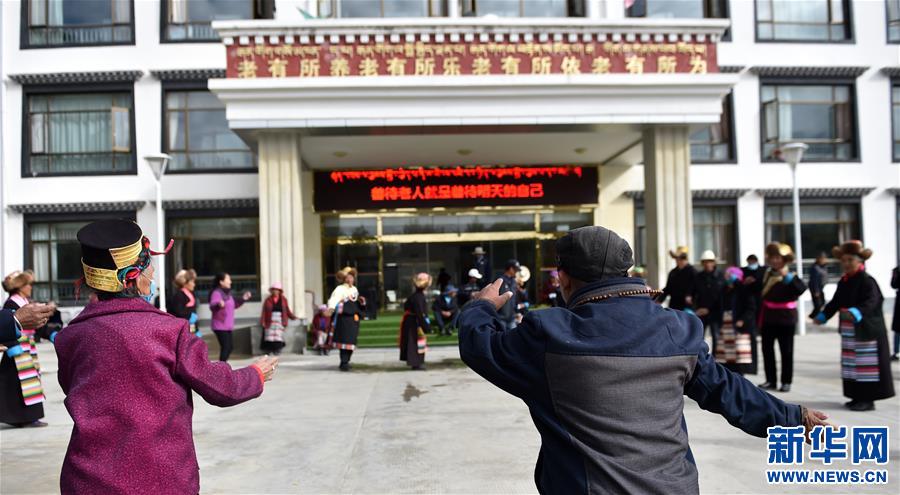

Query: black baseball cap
[505,259,521,271]
[556,226,634,282]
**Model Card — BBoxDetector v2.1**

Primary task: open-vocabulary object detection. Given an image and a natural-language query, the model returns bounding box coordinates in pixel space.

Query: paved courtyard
[2,325,898,494]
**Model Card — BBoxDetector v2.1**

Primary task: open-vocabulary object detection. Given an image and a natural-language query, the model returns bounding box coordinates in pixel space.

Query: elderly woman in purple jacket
[209,272,252,362]
[54,220,277,495]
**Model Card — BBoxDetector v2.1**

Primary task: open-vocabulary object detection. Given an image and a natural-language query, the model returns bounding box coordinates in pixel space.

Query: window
[539,211,593,233]
[324,217,377,238]
[634,203,737,266]
[26,213,135,305]
[168,215,260,300]
[164,89,254,171]
[461,0,584,17]
[163,0,258,41]
[26,91,134,176]
[765,202,860,274]
[892,85,900,161]
[317,0,447,17]
[691,93,735,163]
[692,205,736,265]
[760,83,856,161]
[627,0,727,18]
[756,0,851,42]
[890,0,900,42]
[24,0,132,47]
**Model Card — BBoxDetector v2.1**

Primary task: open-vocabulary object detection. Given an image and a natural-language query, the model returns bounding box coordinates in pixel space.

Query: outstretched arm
[685,341,803,437]
[173,321,265,407]
[458,280,545,400]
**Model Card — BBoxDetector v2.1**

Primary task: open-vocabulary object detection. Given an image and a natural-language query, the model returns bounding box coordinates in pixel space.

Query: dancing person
[328,267,366,371]
[742,254,766,320]
[209,272,252,362]
[758,243,807,393]
[717,266,757,375]
[310,304,332,356]
[657,246,696,311]
[813,241,895,411]
[891,266,899,361]
[0,294,54,428]
[432,284,459,336]
[808,252,829,318]
[458,226,830,494]
[400,273,432,370]
[169,269,200,337]
[514,265,531,323]
[54,219,277,494]
[497,259,521,330]
[458,268,482,306]
[1,270,51,428]
[693,251,724,354]
[260,282,297,356]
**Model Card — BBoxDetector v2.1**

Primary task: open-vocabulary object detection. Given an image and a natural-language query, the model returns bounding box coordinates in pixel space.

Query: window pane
[523,0,569,17]
[28,0,133,46]
[473,0,521,16]
[165,90,254,171]
[384,0,430,16]
[762,84,855,161]
[645,0,704,18]
[757,0,848,41]
[539,211,592,232]
[323,217,377,237]
[340,0,382,16]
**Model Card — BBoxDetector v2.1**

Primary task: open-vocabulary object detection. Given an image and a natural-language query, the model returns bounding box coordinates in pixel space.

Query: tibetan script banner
[313,165,598,211]
[226,36,717,79]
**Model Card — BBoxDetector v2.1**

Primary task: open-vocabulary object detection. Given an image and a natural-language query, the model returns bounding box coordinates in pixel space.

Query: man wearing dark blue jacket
[458,226,830,494]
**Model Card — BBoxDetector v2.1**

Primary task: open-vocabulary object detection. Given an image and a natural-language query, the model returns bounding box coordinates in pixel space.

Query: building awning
[8,201,146,214]
[162,199,258,210]
[9,71,144,85]
[749,66,868,79]
[624,189,749,200]
[151,69,226,81]
[755,188,875,199]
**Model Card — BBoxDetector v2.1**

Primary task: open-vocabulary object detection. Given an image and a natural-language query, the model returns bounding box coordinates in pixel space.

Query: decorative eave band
[749,66,868,79]
[8,201,146,214]
[755,187,875,199]
[8,71,144,86]
[886,187,900,196]
[625,189,749,201]
[719,65,744,74]
[880,67,900,78]
[151,69,226,81]
[162,198,259,210]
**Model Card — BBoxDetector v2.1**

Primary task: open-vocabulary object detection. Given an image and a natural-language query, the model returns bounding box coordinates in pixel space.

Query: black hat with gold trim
[77,220,171,293]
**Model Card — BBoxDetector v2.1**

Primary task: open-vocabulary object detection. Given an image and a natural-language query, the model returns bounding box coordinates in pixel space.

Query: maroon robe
[54,298,264,494]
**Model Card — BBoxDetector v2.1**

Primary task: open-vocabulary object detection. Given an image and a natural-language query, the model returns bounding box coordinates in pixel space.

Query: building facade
[1,0,898,321]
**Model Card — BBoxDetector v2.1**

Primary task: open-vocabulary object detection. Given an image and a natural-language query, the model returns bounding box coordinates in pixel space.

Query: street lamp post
[779,143,808,337]
[144,153,170,312]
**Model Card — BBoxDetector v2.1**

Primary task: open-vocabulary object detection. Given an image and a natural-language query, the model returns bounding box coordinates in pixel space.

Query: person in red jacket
[260,282,298,356]
[54,219,278,495]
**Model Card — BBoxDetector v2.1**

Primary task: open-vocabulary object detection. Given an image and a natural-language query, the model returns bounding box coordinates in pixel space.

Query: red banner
[227,36,717,79]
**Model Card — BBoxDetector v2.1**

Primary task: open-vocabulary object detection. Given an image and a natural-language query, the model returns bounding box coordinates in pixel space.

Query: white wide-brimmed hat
[699,250,717,262]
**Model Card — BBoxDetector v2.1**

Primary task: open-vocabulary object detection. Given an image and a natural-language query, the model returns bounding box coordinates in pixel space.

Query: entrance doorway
[382,240,536,308]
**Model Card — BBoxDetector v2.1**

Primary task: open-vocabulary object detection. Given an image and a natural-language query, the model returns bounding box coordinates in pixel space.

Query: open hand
[242,291,252,301]
[14,303,55,329]
[801,406,833,444]
[471,278,513,311]
[252,355,279,382]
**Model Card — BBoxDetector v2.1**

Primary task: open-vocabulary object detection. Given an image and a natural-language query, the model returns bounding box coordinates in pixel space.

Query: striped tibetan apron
[264,311,285,343]
[715,311,752,366]
[840,309,880,383]
[14,331,45,406]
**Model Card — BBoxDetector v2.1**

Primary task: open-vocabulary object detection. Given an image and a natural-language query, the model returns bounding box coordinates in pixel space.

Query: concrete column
[643,125,693,289]
[586,0,604,18]
[258,133,308,319]
[603,0,625,19]
[301,170,323,309]
[596,163,641,248]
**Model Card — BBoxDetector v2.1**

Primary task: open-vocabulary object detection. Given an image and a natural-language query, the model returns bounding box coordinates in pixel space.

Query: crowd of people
[657,241,897,412]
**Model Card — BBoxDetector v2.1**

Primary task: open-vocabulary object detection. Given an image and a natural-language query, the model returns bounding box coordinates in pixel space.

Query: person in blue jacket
[458,226,830,495]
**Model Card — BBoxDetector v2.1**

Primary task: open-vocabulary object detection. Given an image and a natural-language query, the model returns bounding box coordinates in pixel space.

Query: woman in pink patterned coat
[53,219,278,494]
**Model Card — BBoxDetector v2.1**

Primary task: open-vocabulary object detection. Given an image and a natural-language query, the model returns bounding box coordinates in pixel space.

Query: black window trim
[887,0,900,44]
[691,91,737,165]
[160,79,258,175]
[625,0,732,41]
[23,210,138,306]
[891,77,900,163]
[165,206,262,301]
[461,0,585,17]
[632,198,740,267]
[757,77,861,164]
[762,197,864,269]
[20,0,136,49]
[753,0,855,44]
[159,0,274,44]
[21,81,138,178]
